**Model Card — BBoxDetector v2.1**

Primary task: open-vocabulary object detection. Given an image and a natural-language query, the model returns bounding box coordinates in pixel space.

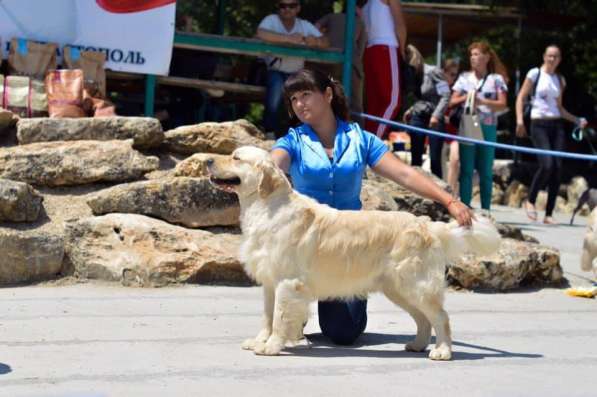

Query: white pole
[436,14,443,67]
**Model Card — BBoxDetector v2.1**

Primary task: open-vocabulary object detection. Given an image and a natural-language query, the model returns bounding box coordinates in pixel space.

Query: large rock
[565,176,590,215]
[495,222,539,243]
[0,228,64,284]
[473,182,504,205]
[366,168,450,221]
[0,108,18,131]
[87,177,239,227]
[0,140,159,186]
[64,213,249,286]
[174,153,229,178]
[447,238,563,291]
[163,119,266,154]
[493,159,513,189]
[16,117,164,148]
[0,179,43,222]
[361,180,398,211]
[535,191,567,213]
[504,180,528,208]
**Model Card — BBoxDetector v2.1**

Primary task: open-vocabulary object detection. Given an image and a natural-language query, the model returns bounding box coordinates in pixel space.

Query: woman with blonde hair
[449,41,508,212]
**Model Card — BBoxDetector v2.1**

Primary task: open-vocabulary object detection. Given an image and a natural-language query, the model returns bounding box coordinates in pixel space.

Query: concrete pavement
[1,205,595,397]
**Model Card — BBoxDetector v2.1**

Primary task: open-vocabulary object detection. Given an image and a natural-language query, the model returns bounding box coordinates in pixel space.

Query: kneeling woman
[270,68,472,345]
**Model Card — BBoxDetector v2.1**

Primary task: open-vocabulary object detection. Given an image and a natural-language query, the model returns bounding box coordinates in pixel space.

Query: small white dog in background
[581,208,597,278]
[207,146,501,361]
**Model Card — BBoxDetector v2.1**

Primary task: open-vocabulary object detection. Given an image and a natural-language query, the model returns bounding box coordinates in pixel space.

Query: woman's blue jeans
[318,299,367,345]
[263,70,290,135]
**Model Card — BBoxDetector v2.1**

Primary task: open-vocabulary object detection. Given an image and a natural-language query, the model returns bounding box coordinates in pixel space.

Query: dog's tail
[431,216,501,261]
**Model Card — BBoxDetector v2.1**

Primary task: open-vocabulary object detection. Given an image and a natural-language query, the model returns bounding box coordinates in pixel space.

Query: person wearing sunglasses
[256,1,329,138]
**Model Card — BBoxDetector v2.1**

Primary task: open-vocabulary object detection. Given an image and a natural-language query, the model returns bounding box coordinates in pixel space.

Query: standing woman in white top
[449,41,508,212]
[361,0,407,138]
[515,44,588,224]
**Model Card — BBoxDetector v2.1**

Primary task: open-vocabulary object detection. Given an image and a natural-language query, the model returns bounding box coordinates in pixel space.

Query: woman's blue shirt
[272,120,388,210]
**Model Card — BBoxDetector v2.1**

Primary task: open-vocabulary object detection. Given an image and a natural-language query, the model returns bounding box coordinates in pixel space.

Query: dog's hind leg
[382,283,432,353]
[570,189,590,225]
[254,279,310,356]
[414,296,452,361]
[242,285,275,351]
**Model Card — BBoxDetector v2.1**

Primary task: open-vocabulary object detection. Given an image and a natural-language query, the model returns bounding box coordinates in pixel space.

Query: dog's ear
[258,161,288,198]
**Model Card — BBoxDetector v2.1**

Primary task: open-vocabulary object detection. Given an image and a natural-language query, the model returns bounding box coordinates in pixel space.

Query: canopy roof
[402,2,521,57]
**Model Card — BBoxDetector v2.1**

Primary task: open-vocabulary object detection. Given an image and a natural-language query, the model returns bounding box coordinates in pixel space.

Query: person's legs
[528,121,555,206]
[447,141,460,196]
[458,142,476,207]
[545,121,565,218]
[363,45,402,138]
[263,70,287,136]
[409,115,427,167]
[429,131,445,178]
[318,299,367,345]
[476,124,497,210]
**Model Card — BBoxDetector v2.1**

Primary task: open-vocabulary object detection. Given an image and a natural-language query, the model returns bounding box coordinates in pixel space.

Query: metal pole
[216,0,226,35]
[144,74,156,116]
[515,16,522,94]
[342,0,356,104]
[436,14,443,67]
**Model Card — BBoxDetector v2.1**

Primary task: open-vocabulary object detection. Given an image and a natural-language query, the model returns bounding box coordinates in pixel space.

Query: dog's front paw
[429,345,452,361]
[253,337,283,356]
[241,338,257,351]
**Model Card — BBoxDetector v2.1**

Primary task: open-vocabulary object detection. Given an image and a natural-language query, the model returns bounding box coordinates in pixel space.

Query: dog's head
[207,146,291,200]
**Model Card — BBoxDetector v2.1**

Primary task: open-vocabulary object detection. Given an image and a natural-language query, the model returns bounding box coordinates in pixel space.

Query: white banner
[0,0,176,75]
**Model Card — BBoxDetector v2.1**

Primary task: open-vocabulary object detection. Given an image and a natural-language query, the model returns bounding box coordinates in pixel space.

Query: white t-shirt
[526,67,564,119]
[452,72,508,126]
[362,0,399,48]
[258,14,322,73]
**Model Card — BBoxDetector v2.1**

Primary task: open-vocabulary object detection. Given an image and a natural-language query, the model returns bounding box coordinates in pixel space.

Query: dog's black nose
[205,158,214,167]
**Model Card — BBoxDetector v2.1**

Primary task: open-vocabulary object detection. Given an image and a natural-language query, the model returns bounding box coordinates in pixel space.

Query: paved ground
[1,205,595,397]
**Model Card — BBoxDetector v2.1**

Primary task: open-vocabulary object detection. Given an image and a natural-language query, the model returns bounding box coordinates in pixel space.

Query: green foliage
[244,103,264,126]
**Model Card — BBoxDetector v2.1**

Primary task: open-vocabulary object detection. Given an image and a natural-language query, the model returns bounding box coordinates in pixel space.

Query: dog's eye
[232,155,240,161]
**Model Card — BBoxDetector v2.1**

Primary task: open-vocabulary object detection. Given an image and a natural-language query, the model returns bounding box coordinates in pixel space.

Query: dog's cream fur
[581,208,597,278]
[208,147,501,360]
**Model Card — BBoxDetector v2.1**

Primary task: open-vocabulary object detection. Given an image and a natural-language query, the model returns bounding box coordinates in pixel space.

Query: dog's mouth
[209,176,241,192]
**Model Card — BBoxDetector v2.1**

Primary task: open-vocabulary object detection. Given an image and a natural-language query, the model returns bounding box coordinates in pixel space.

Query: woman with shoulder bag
[515,44,588,225]
[402,45,453,178]
[449,41,508,213]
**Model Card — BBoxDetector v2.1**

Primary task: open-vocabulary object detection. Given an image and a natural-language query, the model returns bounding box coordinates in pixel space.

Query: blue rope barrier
[356,112,597,162]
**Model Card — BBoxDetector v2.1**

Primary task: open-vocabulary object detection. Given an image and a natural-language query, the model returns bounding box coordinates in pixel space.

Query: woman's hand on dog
[447,199,474,227]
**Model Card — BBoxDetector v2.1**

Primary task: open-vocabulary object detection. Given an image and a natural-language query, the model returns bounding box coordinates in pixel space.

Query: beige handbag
[459,91,484,145]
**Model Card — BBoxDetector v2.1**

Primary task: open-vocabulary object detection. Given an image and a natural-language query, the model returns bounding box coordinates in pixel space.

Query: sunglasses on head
[278,2,298,9]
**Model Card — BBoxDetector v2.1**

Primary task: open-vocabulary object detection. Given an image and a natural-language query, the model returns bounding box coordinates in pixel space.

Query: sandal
[524,201,537,221]
[543,216,558,225]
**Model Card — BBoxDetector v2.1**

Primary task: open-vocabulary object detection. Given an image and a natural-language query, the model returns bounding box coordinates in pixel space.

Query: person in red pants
[361,0,407,138]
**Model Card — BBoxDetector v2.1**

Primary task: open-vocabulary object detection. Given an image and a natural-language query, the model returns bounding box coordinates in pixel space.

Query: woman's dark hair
[283,68,350,125]
[545,43,561,54]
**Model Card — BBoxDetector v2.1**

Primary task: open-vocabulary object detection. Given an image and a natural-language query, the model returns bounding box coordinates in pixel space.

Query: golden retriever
[207,146,501,360]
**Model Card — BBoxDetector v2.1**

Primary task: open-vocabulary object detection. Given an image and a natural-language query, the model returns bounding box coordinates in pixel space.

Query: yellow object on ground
[566,286,597,299]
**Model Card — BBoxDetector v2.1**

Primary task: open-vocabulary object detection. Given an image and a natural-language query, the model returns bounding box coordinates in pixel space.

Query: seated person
[256,0,328,137]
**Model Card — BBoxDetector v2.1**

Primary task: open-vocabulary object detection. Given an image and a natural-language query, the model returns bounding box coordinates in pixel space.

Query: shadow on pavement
[288,333,543,361]
[0,362,12,375]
